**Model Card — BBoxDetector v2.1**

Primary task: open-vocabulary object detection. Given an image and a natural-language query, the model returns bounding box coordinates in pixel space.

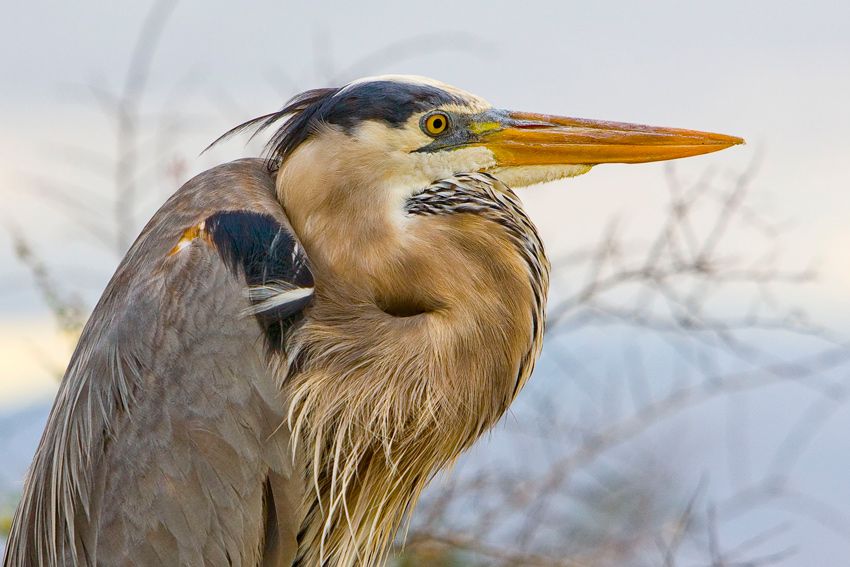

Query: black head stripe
[210,80,468,170]
[320,81,465,130]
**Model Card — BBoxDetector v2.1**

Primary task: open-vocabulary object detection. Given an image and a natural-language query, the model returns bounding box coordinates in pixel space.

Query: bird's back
[3,74,742,567]
[4,159,304,567]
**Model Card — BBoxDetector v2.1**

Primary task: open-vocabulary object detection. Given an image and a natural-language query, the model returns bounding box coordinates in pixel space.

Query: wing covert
[206,209,314,354]
[3,159,309,567]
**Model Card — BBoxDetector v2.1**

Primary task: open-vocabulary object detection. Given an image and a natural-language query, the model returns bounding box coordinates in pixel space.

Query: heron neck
[276,166,546,567]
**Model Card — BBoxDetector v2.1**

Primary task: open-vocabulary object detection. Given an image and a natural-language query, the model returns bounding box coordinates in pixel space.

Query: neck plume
[278,172,549,567]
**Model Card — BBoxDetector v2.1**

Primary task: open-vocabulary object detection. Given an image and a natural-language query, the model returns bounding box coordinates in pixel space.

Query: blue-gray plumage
[5,160,303,566]
[3,76,741,567]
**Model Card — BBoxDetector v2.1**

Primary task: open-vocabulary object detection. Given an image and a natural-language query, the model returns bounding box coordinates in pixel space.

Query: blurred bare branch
[394,159,850,567]
[114,0,180,252]
[9,232,86,337]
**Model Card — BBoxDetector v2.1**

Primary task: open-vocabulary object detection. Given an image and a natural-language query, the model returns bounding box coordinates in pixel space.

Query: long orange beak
[476,110,744,166]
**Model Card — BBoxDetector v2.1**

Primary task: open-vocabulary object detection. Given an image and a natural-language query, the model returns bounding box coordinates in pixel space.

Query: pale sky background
[1,0,849,564]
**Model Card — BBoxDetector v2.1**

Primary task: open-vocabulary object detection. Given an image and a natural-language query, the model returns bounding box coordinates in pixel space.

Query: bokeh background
[2,1,849,565]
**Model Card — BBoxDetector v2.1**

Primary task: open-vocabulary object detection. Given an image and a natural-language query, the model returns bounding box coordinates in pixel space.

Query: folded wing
[4,159,312,567]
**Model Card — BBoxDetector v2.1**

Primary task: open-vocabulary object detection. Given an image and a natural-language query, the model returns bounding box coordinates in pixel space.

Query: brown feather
[275,123,548,567]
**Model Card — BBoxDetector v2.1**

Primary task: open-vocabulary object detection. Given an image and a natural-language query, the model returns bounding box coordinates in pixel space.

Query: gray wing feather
[3,159,308,567]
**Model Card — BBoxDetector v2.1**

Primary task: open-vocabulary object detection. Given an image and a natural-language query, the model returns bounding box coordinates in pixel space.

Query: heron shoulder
[3,159,307,567]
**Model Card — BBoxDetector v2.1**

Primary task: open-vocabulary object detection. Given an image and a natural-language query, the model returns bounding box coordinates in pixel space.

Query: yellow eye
[423,112,449,136]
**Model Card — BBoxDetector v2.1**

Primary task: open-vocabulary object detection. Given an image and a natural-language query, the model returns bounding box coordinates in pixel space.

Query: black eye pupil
[433,118,443,129]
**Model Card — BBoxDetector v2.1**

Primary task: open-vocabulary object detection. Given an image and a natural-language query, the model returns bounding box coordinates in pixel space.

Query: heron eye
[423,112,449,136]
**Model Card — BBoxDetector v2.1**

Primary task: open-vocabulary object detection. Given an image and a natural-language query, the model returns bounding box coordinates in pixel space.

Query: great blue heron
[3,76,742,567]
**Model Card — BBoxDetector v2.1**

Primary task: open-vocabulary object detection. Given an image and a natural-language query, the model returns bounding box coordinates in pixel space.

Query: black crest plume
[208,79,466,172]
[206,87,339,171]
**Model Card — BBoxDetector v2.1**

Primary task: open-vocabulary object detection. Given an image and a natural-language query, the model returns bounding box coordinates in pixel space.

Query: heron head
[237,75,742,195]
